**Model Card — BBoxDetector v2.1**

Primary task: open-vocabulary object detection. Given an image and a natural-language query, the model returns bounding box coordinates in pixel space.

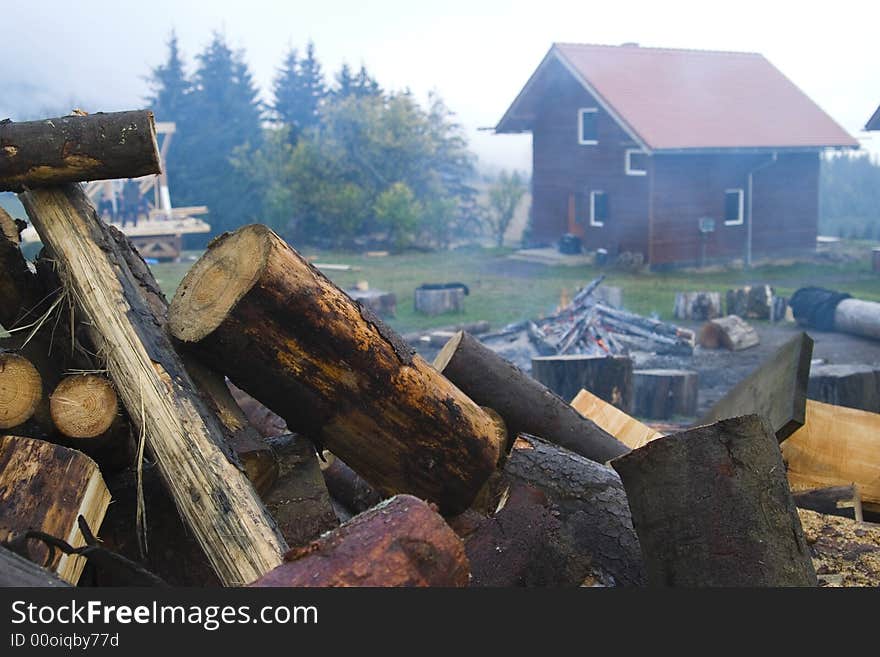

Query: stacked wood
[799,508,880,587]
[347,288,397,318]
[673,291,722,321]
[168,224,504,515]
[0,435,110,584]
[0,545,71,587]
[250,495,469,587]
[612,415,817,587]
[726,285,773,319]
[262,434,339,547]
[632,369,698,419]
[433,331,628,463]
[19,184,287,586]
[699,332,813,442]
[414,285,466,315]
[0,352,42,430]
[698,315,759,351]
[792,485,863,522]
[570,389,663,450]
[531,354,633,412]
[450,434,645,587]
[782,400,880,515]
[808,363,880,413]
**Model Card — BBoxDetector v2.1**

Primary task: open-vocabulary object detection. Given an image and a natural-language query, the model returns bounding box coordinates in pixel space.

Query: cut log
[792,485,863,522]
[227,382,288,438]
[19,185,286,586]
[322,455,384,515]
[450,434,645,587]
[0,220,42,329]
[0,435,110,584]
[0,110,161,192]
[49,374,118,441]
[570,388,663,450]
[0,206,20,244]
[726,285,773,319]
[531,354,633,411]
[0,545,70,587]
[698,315,759,351]
[782,400,880,514]
[433,331,628,463]
[414,286,465,316]
[833,298,880,341]
[0,352,42,430]
[673,291,722,321]
[250,495,470,587]
[798,508,880,587]
[808,363,880,413]
[168,224,504,515]
[699,332,813,442]
[611,415,817,587]
[632,369,698,419]
[262,434,339,547]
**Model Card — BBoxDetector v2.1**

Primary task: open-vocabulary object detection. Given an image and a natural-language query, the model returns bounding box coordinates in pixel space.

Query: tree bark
[0,110,160,192]
[250,495,470,587]
[699,332,813,442]
[433,331,628,463]
[0,435,110,584]
[808,364,880,413]
[632,369,698,419]
[611,415,817,587]
[726,285,774,319]
[531,354,633,411]
[450,434,645,587]
[19,185,287,586]
[698,315,760,351]
[168,224,504,515]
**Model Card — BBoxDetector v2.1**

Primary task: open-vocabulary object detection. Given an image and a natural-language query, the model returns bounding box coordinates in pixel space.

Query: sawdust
[798,508,880,587]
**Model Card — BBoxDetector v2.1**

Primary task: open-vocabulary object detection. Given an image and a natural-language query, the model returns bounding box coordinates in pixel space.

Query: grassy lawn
[150,243,880,334]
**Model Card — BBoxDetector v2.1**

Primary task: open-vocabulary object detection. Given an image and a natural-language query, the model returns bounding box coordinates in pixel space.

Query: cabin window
[724,189,744,226]
[625,149,647,176]
[590,191,608,227]
[578,108,598,145]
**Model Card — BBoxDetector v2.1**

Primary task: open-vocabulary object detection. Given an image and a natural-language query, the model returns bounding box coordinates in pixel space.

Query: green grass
[150,244,880,334]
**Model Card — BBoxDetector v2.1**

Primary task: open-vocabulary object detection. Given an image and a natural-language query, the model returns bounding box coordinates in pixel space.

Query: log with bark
[0,435,110,584]
[0,110,160,192]
[570,388,663,450]
[699,332,813,442]
[673,291,722,321]
[792,485,863,522]
[450,434,645,587]
[322,455,384,515]
[698,315,760,351]
[433,331,628,463]
[808,364,880,413]
[531,354,633,411]
[611,415,817,587]
[19,185,287,586]
[250,495,470,587]
[168,224,505,515]
[632,369,698,419]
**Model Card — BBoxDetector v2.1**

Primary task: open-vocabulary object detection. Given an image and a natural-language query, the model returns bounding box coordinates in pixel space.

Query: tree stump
[414,285,465,315]
[808,364,880,413]
[698,315,759,351]
[632,369,698,419]
[611,415,817,587]
[531,354,633,411]
[726,285,774,319]
[347,288,397,318]
[673,291,722,321]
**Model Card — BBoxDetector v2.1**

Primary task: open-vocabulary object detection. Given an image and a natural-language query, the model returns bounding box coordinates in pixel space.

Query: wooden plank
[570,388,662,450]
[782,399,880,513]
[698,332,813,441]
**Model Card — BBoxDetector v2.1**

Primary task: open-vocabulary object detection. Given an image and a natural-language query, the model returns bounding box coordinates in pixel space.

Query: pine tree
[147,31,190,121]
[333,63,355,100]
[353,65,382,98]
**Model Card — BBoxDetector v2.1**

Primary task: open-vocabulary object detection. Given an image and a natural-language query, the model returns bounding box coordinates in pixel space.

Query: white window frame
[724,188,744,226]
[589,190,606,227]
[578,107,598,145]
[625,149,647,176]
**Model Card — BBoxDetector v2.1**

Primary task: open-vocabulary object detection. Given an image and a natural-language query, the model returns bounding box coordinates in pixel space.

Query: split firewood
[322,456,384,515]
[0,351,42,431]
[451,434,645,587]
[698,315,759,351]
[0,435,110,584]
[782,400,880,514]
[250,495,470,587]
[19,185,287,586]
[262,434,338,547]
[632,369,698,419]
[0,545,70,587]
[798,508,880,587]
[168,224,505,514]
[792,485,863,522]
[699,332,813,441]
[612,415,817,587]
[531,354,633,411]
[570,389,663,450]
[433,331,627,463]
[0,110,160,192]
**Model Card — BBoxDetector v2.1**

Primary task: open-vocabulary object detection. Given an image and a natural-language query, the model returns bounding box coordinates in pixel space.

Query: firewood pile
[2,111,879,588]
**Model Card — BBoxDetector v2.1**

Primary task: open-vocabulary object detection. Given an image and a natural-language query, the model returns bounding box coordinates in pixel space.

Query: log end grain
[0,353,42,429]
[49,374,118,439]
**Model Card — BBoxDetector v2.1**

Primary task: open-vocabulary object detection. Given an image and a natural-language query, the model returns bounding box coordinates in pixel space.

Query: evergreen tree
[333,63,355,100]
[273,42,327,140]
[147,30,190,121]
[352,65,382,98]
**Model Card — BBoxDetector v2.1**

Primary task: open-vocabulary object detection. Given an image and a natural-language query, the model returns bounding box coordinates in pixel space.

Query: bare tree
[485,170,526,247]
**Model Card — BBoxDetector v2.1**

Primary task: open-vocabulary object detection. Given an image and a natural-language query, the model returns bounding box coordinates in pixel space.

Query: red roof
[497,43,858,151]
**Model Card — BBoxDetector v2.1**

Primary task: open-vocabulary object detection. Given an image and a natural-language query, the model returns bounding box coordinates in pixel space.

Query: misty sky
[2,0,878,170]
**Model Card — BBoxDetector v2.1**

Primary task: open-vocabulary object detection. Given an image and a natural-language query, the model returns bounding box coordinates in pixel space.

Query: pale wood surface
[571,388,663,450]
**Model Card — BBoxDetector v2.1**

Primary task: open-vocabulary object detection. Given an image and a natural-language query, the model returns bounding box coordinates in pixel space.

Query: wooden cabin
[496,43,858,266]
